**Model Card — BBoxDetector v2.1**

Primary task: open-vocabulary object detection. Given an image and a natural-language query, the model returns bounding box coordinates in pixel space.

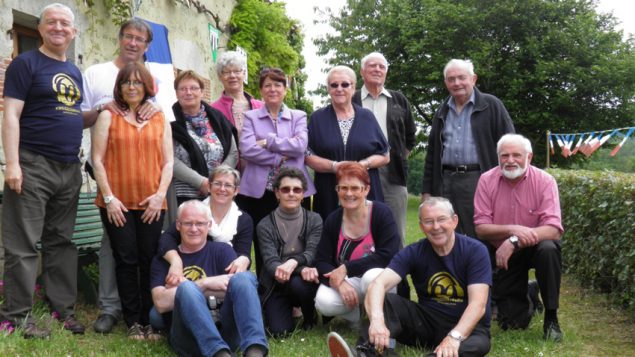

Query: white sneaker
[327,331,354,357]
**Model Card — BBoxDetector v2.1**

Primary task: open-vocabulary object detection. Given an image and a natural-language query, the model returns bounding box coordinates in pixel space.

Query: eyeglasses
[221,69,244,77]
[445,75,470,83]
[420,216,452,227]
[122,33,148,43]
[329,82,351,89]
[211,181,236,190]
[278,186,303,194]
[177,86,201,93]
[178,221,209,229]
[335,185,365,193]
[121,80,143,88]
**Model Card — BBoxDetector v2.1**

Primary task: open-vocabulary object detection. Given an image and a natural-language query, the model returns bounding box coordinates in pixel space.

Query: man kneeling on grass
[328,197,491,357]
[150,200,268,357]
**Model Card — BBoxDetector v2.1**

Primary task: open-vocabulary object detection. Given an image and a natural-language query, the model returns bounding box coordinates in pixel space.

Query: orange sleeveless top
[95,112,166,210]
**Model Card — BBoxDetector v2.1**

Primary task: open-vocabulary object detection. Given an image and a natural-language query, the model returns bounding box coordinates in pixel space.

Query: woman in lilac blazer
[237,67,316,274]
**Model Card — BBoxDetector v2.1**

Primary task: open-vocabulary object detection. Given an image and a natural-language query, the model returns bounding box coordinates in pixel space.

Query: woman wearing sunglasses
[257,167,323,336]
[314,162,400,328]
[306,65,390,221]
[238,67,316,275]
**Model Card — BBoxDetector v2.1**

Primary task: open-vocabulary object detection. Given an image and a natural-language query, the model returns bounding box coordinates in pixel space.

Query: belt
[442,164,480,173]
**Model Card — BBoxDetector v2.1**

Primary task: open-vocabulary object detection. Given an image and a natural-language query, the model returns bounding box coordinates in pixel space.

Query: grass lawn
[1,196,635,356]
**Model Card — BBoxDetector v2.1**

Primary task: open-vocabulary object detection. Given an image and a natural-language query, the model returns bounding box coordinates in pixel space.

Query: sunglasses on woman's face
[278,186,303,194]
[329,82,351,89]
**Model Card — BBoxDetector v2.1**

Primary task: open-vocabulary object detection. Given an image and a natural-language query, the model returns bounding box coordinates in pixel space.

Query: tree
[228,0,313,113]
[315,0,635,165]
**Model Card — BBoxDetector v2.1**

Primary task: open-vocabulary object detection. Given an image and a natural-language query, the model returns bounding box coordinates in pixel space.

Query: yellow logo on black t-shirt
[51,73,81,106]
[428,272,465,304]
[183,265,207,282]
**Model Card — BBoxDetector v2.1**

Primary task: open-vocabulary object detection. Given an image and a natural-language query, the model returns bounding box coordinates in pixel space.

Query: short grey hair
[497,134,533,154]
[209,164,241,187]
[177,200,212,221]
[419,197,455,221]
[361,52,389,69]
[326,65,356,86]
[443,59,475,79]
[216,51,247,77]
[40,3,75,23]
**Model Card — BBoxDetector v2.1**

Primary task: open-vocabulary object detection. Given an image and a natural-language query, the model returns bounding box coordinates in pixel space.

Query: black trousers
[235,191,278,277]
[441,170,480,239]
[490,240,562,329]
[365,294,490,357]
[263,275,318,335]
[101,209,164,327]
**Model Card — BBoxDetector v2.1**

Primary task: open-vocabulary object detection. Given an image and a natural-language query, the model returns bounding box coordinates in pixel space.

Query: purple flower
[51,311,61,320]
[0,320,15,334]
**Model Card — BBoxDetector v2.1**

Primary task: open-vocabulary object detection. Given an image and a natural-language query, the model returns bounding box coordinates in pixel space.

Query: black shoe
[23,323,51,339]
[543,320,563,342]
[62,315,85,334]
[94,314,117,334]
[527,280,543,316]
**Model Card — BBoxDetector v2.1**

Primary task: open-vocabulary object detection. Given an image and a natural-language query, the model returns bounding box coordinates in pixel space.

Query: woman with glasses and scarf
[171,70,238,206]
[306,66,390,221]
[238,67,315,275]
[92,62,174,339]
[257,167,323,336]
[314,162,400,328]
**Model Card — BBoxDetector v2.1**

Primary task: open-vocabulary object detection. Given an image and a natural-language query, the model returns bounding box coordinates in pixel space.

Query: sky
[284,0,634,105]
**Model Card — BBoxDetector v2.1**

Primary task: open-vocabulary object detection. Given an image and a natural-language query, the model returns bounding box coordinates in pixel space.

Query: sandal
[144,325,162,341]
[127,323,145,340]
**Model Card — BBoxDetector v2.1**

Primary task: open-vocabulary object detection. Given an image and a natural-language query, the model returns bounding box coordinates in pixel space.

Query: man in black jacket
[421,59,514,239]
[353,52,416,247]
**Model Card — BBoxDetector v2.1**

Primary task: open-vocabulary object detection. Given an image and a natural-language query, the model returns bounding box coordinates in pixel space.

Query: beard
[501,164,527,180]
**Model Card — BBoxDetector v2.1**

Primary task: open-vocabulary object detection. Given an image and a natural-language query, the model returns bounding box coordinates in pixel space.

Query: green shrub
[551,169,635,312]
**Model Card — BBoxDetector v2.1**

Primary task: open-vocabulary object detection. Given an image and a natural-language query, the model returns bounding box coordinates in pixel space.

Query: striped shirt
[96,112,166,210]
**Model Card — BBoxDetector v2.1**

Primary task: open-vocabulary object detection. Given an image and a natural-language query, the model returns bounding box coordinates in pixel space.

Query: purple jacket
[211,91,263,128]
[239,106,316,198]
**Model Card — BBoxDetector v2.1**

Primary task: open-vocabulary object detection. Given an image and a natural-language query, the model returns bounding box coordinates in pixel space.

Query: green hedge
[550,169,635,311]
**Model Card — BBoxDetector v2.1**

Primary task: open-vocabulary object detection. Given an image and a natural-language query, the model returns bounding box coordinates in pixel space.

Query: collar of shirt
[448,90,476,112]
[361,85,392,100]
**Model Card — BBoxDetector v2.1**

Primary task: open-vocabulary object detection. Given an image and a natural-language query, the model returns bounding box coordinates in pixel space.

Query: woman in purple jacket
[237,67,316,274]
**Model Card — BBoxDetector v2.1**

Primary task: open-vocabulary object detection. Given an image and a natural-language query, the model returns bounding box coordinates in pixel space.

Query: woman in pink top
[211,51,263,141]
[314,162,400,327]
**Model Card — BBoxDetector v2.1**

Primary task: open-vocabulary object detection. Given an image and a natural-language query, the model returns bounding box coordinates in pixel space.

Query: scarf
[204,197,241,246]
[184,104,208,137]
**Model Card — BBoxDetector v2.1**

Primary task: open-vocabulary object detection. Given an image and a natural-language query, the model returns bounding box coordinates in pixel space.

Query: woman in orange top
[91,62,173,340]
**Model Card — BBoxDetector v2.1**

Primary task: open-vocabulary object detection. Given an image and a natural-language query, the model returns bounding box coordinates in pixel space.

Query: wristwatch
[448,329,465,342]
[96,103,104,113]
[509,235,520,250]
[104,195,115,205]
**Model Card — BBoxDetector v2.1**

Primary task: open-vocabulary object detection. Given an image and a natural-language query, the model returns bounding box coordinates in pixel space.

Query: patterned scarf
[184,104,208,137]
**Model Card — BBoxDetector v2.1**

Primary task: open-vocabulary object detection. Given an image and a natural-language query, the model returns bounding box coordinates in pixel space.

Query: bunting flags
[548,126,635,158]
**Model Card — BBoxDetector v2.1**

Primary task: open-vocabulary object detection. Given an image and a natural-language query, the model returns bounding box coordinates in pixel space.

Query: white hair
[40,3,75,23]
[216,51,247,77]
[419,196,455,221]
[361,52,389,69]
[177,200,212,221]
[326,65,356,86]
[497,134,533,154]
[443,59,475,78]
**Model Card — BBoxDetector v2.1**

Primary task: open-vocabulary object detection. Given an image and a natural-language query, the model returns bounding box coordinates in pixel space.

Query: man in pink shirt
[474,134,564,342]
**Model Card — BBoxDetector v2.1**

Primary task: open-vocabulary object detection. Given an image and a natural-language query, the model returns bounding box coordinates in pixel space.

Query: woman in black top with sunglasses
[257,167,322,336]
[306,65,390,221]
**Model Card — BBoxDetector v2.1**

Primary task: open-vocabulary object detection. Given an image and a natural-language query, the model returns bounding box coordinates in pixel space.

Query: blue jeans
[163,273,268,356]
